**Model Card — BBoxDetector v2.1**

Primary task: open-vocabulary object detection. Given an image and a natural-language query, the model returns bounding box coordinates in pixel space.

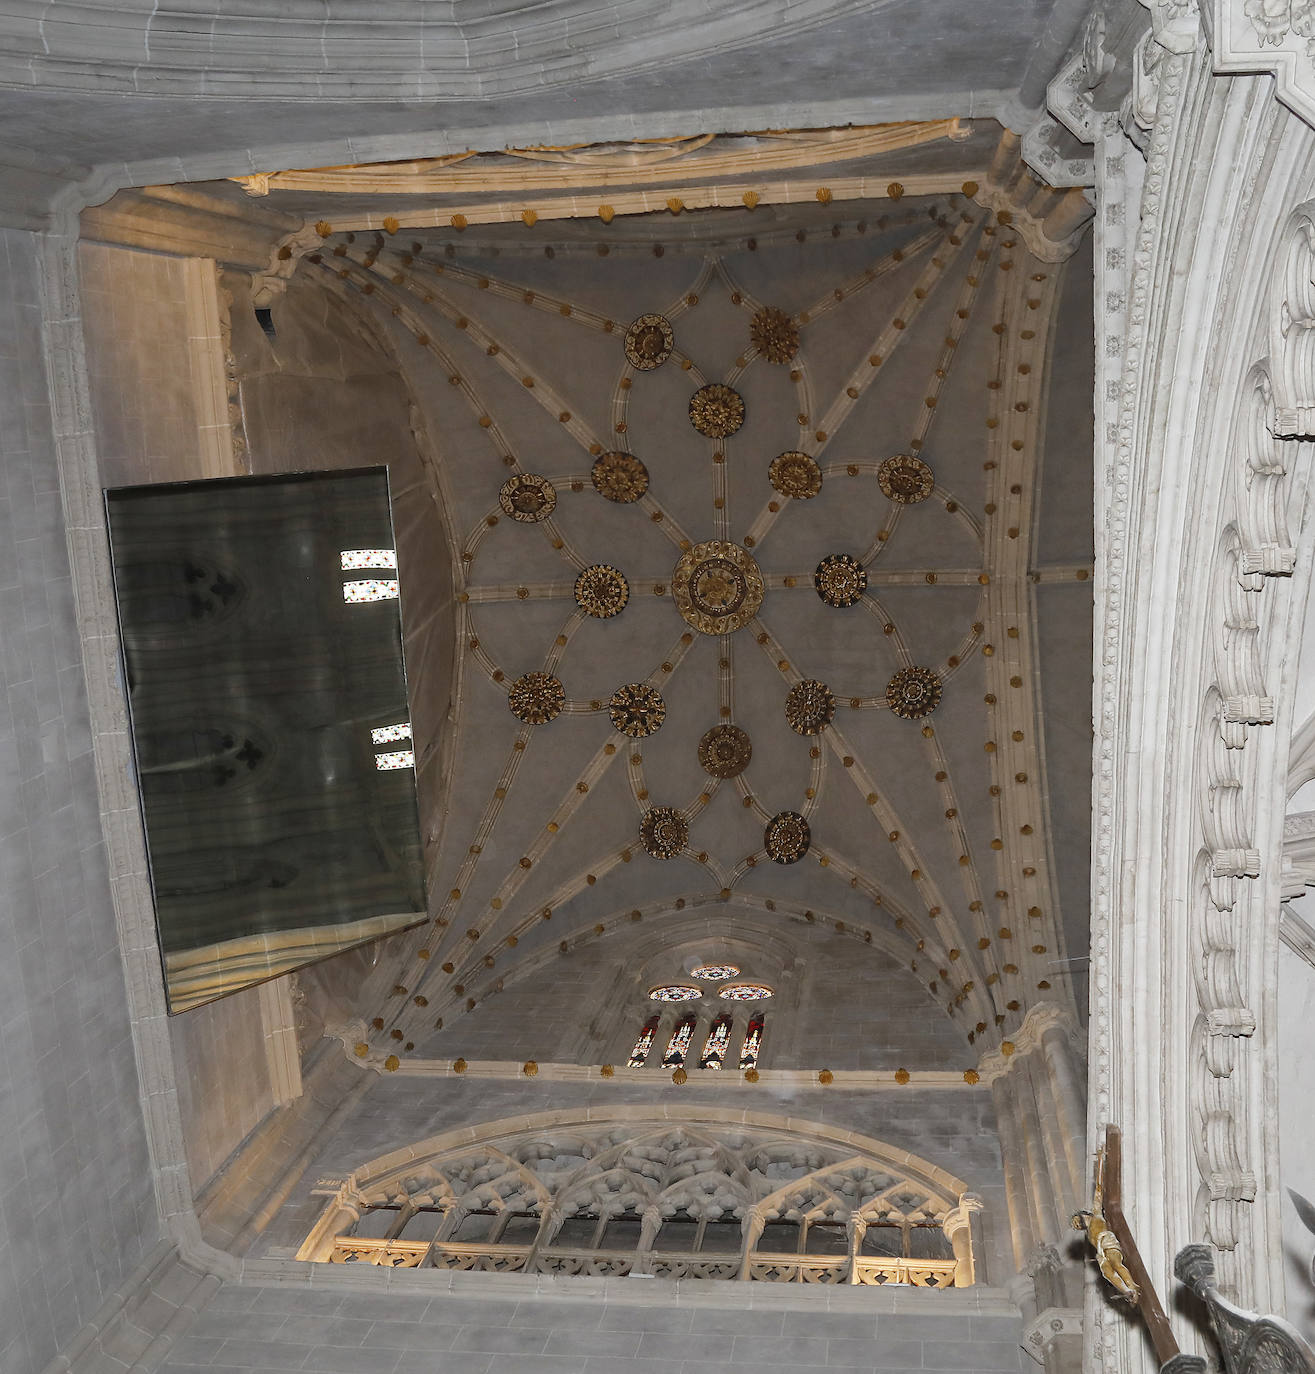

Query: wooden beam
[1101,1124,1181,1365]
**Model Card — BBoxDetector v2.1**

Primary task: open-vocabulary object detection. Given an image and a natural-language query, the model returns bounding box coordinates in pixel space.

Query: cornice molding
[1212,0,1315,135]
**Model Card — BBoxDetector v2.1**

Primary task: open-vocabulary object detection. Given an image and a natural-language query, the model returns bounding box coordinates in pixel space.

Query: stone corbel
[1021,1306,1084,1369]
[251,221,329,309]
[973,130,1093,262]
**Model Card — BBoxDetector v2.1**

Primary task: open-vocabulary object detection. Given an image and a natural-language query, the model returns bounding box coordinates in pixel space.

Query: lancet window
[662,1012,697,1067]
[627,1014,661,1068]
[740,1012,765,1069]
[300,1119,980,1288]
[699,1012,734,1069]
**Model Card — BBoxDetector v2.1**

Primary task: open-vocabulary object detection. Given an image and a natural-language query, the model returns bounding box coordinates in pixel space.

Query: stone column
[941,1193,984,1287]
[738,1206,766,1280]
[1039,1021,1087,1203]
[988,1067,1038,1270]
[631,1204,663,1275]
[1014,1061,1061,1250]
[847,1214,868,1284]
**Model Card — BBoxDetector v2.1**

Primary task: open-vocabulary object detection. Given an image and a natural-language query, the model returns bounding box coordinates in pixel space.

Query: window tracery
[690,963,739,980]
[648,983,702,1001]
[719,982,774,1001]
[301,1118,980,1288]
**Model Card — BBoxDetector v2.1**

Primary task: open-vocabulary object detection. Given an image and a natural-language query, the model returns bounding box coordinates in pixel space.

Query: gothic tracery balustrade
[299,1115,981,1287]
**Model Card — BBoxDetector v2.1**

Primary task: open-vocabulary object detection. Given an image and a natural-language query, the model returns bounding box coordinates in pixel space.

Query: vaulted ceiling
[253,129,1093,1068]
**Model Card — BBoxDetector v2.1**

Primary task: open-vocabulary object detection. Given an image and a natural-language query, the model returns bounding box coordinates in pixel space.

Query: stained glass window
[698,1012,733,1069]
[341,549,398,570]
[739,1012,765,1069]
[627,1014,661,1068]
[719,982,774,1001]
[662,1012,697,1067]
[690,964,739,981]
[371,722,412,745]
[344,579,399,603]
[649,984,702,1002]
[375,750,415,770]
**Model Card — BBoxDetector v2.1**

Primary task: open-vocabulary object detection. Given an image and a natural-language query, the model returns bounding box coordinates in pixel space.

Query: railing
[746,1253,849,1284]
[853,1257,958,1287]
[328,1238,429,1267]
[326,1237,959,1287]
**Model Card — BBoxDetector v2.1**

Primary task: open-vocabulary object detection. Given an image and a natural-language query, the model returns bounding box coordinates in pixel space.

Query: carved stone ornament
[750,306,800,364]
[624,313,674,370]
[575,564,630,618]
[886,665,943,719]
[591,450,649,503]
[698,723,752,778]
[765,811,811,864]
[689,383,746,438]
[769,450,823,500]
[814,553,868,607]
[671,540,764,635]
[1172,1244,1315,1374]
[877,454,935,504]
[640,806,689,859]
[609,683,666,737]
[785,679,836,734]
[508,671,565,724]
[498,473,558,522]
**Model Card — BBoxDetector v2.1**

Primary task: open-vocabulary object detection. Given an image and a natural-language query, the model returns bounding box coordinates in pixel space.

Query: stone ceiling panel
[279,191,1091,1069]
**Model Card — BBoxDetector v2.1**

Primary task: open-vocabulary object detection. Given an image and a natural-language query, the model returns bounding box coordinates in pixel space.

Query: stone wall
[79,242,235,488]
[0,225,161,1372]
[170,985,280,1196]
[157,1280,1028,1374]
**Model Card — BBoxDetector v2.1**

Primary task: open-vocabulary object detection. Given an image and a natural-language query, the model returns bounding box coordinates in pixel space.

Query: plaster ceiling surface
[287,187,1094,1068]
[0,0,1077,184]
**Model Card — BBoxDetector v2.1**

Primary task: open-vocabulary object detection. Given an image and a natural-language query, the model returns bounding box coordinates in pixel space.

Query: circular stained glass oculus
[672,540,764,636]
[575,563,630,618]
[768,451,823,500]
[698,723,752,778]
[508,672,565,724]
[649,984,702,1001]
[689,383,746,438]
[498,473,557,522]
[719,983,775,1001]
[764,811,811,864]
[750,306,800,364]
[877,454,935,505]
[691,964,740,981]
[784,679,836,735]
[886,665,943,719]
[608,683,666,738]
[814,553,867,608]
[591,451,649,503]
[624,314,674,370]
[640,806,689,859]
